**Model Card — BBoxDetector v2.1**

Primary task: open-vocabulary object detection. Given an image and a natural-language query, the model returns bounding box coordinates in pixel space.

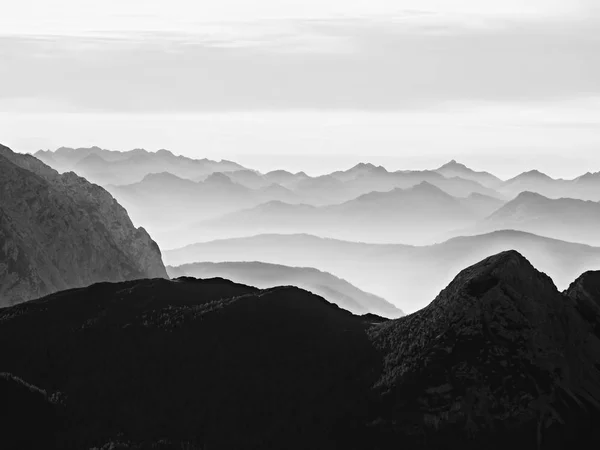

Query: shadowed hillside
[1,252,600,449]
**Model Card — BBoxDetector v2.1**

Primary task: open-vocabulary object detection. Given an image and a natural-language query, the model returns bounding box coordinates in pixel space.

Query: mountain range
[32,147,600,251]
[164,230,600,313]
[456,191,600,246]
[164,182,502,248]
[34,146,246,186]
[167,261,403,318]
[105,171,302,235]
[2,251,600,449]
[0,144,167,307]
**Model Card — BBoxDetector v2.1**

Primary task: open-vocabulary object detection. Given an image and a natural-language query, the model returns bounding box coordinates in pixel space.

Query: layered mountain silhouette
[498,170,600,201]
[435,159,502,187]
[35,146,246,185]
[1,251,599,449]
[0,144,167,307]
[106,171,301,240]
[168,261,403,318]
[463,191,600,246]
[165,230,600,313]
[169,182,499,248]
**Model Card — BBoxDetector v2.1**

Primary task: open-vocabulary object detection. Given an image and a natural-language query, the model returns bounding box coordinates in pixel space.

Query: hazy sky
[1,0,599,177]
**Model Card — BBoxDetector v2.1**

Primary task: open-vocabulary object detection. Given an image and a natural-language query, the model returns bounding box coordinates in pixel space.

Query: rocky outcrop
[0,144,167,307]
[565,270,600,336]
[369,250,600,449]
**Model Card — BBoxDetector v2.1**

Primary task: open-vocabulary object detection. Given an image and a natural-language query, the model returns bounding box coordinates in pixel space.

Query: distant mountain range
[2,251,600,449]
[0,144,167,307]
[434,159,502,188]
[164,230,600,313]
[497,169,600,201]
[105,171,302,234]
[457,191,600,246]
[32,147,600,250]
[168,261,403,318]
[34,146,246,185]
[164,182,503,248]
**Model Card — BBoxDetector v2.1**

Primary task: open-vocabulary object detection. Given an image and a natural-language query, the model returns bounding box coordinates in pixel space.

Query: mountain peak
[409,181,448,195]
[430,249,559,310]
[439,159,468,170]
[141,172,187,184]
[350,162,376,171]
[515,169,553,180]
[204,172,234,184]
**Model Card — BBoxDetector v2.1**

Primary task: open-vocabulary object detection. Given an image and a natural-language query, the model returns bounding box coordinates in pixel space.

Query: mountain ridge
[167,260,403,318]
[0,143,167,307]
[2,251,600,449]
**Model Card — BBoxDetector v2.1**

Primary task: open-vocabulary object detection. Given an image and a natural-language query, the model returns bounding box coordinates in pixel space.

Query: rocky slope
[0,144,167,306]
[1,251,599,449]
[368,250,600,449]
[565,271,600,336]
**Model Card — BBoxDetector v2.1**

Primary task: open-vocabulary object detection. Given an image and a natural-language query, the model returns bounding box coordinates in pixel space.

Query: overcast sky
[1,0,599,177]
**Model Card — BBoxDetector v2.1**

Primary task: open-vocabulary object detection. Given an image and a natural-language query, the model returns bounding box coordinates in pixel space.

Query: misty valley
[2,143,600,449]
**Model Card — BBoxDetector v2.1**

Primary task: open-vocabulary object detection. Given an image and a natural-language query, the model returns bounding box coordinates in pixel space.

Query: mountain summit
[435,160,502,187]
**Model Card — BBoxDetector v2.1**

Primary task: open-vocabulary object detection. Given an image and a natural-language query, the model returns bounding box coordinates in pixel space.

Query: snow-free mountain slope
[0,143,167,307]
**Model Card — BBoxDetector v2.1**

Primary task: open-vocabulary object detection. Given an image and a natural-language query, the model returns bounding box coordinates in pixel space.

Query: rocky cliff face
[0,144,167,306]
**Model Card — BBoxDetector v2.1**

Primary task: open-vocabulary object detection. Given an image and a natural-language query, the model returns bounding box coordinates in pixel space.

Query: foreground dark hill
[0,277,381,450]
[2,252,600,449]
[0,144,167,307]
[168,261,403,318]
[165,230,600,313]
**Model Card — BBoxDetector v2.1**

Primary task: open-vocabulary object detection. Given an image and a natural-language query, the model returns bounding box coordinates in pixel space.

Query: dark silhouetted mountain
[174,182,484,247]
[0,373,61,449]
[435,159,502,187]
[367,250,600,449]
[0,143,167,307]
[34,146,246,185]
[0,277,382,449]
[167,261,403,318]
[2,253,600,449]
[165,231,600,313]
[565,271,600,336]
[469,191,600,245]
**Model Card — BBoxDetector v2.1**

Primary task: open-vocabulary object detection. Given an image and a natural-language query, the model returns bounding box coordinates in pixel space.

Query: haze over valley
[14,144,600,314]
[3,1,600,447]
